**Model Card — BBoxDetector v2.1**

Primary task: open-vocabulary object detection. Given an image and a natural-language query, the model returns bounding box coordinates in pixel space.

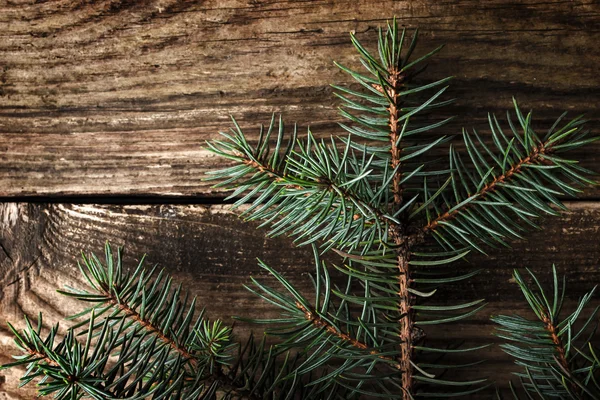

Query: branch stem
[110,299,197,362]
[392,234,414,399]
[28,349,58,367]
[540,313,580,395]
[542,316,570,372]
[385,68,414,400]
[388,71,406,206]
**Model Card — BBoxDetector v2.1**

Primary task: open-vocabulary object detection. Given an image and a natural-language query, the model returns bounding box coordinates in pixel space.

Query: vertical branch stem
[386,69,414,399]
[395,242,414,399]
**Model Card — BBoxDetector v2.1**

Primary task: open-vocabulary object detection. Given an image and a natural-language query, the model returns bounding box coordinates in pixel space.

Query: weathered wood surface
[1,0,599,197]
[0,202,598,398]
[1,1,599,398]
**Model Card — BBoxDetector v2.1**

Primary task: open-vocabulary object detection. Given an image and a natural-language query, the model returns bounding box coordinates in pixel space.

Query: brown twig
[389,69,414,400]
[387,71,407,206]
[542,314,570,372]
[27,350,58,367]
[539,311,582,396]
[377,68,415,399]
[110,299,197,363]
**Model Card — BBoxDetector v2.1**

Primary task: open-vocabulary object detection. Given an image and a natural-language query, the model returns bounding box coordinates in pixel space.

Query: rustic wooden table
[0,1,599,398]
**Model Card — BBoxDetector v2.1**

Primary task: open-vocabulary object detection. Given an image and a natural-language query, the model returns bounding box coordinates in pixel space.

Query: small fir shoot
[494,266,599,399]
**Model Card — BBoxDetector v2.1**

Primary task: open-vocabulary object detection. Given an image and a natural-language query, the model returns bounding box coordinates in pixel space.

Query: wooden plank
[1,0,599,197]
[0,202,598,398]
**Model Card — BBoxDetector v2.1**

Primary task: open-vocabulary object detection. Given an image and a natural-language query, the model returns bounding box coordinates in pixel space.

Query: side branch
[109,298,197,364]
[423,142,548,232]
[105,297,260,400]
[541,315,570,374]
[295,301,405,371]
[241,154,390,225]
[536,302,579,395]
[27,349,58,367]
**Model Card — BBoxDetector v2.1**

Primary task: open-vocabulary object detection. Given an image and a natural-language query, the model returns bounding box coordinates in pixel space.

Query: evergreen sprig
[423,105,595,254]
[494,267,600,399]
[205,117,395,254]
[238,246,488,399]
[203,18,597,399]
[2,245,221,399]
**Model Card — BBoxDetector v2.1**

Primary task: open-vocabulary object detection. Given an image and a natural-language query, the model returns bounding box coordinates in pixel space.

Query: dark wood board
[1,0,599,197]
[0,202,598,398]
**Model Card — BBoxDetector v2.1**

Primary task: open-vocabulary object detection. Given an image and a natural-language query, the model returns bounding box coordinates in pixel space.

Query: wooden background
[1,1,599,398]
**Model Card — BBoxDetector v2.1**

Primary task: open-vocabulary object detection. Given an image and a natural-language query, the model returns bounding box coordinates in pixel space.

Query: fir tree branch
[202,19,596,399]
[108,295,261,399]
[206,118,398,252]
[239,154,302,191]
[59,245,261,400]
[108,297,198,365]
[238,149,389,225]
[212,22,487,398]
[423,138,548,233]
[2,315,130,399]
[419,102,596,253]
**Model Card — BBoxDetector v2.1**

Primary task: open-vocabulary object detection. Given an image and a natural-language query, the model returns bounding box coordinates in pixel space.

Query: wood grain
[1,0,599,197]
[0,202,598,398]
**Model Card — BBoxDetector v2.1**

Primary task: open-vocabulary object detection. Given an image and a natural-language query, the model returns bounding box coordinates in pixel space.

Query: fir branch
[2,313,154,400]
[241,255,413,398]
[108,296,198,365]
[206,117,397,253]
[421,100,597,253]
[237,146,388,225]
[206,20,500,398]
[540,310,570,378]
[423,133,549,233]
[60,244,262,400]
